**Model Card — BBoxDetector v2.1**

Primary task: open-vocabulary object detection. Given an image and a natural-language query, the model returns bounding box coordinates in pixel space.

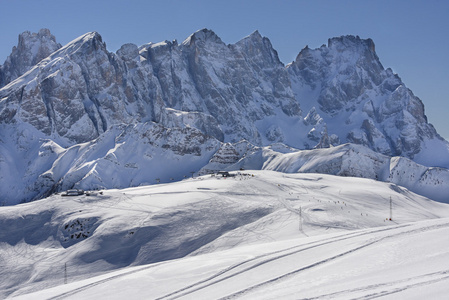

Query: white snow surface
[2,171,449,299]
[201,143,449,203]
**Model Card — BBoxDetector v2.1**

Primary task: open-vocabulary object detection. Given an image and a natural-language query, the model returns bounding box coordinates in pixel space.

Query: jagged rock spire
[0,28,61,87]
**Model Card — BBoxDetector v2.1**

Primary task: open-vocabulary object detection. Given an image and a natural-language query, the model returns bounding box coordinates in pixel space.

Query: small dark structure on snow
[61,189,84,196]
[217,171,233,177]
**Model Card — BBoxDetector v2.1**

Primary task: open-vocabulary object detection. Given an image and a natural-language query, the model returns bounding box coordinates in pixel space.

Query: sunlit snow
[2,171,449,299]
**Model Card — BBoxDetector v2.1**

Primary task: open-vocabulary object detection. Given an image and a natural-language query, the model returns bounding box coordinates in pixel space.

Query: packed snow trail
[155,224,413,300]
[218,220,449,299]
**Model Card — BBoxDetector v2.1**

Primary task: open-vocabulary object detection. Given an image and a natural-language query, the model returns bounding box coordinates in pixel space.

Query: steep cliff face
[1,32,120,146]
[287,35,446,165]
[141,29,303,145]
[0,29,309,147]
[0,29,448,204]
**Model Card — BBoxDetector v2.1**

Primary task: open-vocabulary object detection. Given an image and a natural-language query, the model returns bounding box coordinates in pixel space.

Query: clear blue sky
[1,0,448,139]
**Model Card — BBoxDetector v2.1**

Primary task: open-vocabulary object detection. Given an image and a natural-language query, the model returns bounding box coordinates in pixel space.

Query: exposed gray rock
[287,35,446,163]
[0,29,61,88]
[0,29,448,204]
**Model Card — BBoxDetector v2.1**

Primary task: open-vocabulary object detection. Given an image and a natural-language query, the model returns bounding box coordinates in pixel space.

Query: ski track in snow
[218,221,449,300]
[307,270,449,300]
[155,224,413,300]
[45,263,161,300]
[34,220,449,300]
[44,222,434,300]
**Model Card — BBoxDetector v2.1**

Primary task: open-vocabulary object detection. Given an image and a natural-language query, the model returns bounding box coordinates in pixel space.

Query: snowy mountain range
[0,28,448,204]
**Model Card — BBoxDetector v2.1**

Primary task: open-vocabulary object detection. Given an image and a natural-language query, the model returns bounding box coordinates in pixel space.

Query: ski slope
[21,219,449,300]
[2,171,449,299]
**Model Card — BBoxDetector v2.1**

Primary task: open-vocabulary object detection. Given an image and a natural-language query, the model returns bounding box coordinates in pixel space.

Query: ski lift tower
[390,196,393,221]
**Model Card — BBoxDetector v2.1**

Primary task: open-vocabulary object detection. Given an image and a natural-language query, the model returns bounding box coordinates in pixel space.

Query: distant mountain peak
[182,28,224,46]
[18,28,57,44]
[68,31,105,49]
[291,35,379,67]
[0,28,61,87]
[327,35,376,53]
[236,30,265,47]
[235,30,282,65]
[246,30,263,40]
[116,43,139,61]
[49,31,108,62]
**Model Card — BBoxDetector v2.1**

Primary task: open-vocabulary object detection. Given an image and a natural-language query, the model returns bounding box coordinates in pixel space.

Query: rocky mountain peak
[0,28,61,87]
[290,45,314,70]
[286,33,445,162]
[18,28,57,45]
[244,30,263,42]
[327,35,376,53]
[63,31,106,54]
[116,43,139,61]
[181,28,224,47]
[325,35,384,79]
[235,30,282,66]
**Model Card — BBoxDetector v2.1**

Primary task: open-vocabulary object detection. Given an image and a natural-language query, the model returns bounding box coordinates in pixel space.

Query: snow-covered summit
[181,28,225,47]
[53,31,106,58]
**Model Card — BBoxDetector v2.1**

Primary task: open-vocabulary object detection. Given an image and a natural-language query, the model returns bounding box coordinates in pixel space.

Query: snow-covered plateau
[2,171,449,299]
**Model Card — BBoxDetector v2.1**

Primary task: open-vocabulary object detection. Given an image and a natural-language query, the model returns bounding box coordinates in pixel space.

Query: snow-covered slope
[19,219,449,300]
[2,171,449,299]
[201,143,449,203]
[0,122,220,204]
[0,29,448,205]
